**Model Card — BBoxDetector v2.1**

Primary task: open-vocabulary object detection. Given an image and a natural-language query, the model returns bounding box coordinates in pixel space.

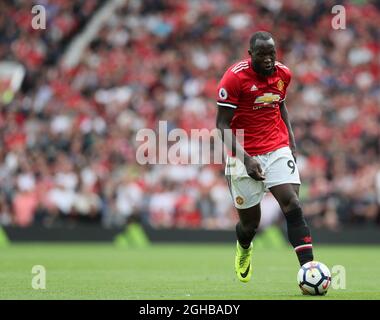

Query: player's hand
[244,158,265,181]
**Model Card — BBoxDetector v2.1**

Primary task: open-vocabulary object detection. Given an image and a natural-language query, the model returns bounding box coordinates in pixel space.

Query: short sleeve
[283,66,292,93]
[280,65,292,102]
[216,71,240,109]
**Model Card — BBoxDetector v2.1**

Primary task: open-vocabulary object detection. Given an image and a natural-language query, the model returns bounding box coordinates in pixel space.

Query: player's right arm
[216,70,265,181]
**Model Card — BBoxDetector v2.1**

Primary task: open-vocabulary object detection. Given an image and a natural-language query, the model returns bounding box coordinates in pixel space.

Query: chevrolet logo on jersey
[254,93,281,104]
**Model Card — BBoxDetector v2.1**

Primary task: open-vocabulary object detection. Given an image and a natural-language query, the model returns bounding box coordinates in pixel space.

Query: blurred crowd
[0,0,379,231]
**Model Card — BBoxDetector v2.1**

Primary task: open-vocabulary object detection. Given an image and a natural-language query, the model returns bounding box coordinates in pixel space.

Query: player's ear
[248,49,252,56]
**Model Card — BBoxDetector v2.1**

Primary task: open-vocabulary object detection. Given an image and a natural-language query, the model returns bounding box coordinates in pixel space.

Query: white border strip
[232,65,249,74]
[231,61,248,72]
[217,102,237,109]
[294,244,313,252]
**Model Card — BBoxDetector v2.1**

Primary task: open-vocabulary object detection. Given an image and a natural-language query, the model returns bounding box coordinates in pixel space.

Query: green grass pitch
[0,243,379,300]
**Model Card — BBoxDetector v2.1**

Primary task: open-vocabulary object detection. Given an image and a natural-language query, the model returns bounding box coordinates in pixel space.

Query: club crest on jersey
[219,88,228,100]
[277,80,284,92]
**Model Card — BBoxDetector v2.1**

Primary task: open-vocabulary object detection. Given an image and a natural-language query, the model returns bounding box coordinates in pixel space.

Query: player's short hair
[249,31,274,49]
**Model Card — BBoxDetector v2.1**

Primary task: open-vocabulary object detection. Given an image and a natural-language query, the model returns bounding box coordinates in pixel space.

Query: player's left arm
[280,101,297,162]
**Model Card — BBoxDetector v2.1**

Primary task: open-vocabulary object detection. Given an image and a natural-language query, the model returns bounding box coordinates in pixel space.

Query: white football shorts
[225,146,301,209]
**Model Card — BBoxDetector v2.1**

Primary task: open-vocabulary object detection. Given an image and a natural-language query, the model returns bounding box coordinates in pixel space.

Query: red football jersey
[217,59,291,156]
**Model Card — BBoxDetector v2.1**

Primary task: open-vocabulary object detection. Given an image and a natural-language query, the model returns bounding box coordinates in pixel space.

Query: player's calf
[270,184,313,266]
[284,206,314,266]
[235,205,261,249]
[236,221,257,249]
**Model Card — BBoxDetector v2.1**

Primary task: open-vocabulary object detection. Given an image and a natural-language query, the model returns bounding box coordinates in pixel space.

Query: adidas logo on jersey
[250,84,258,91]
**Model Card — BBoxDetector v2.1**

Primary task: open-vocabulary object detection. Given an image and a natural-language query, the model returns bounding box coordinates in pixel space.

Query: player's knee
[284,206,307,227]
[282,194,301,213]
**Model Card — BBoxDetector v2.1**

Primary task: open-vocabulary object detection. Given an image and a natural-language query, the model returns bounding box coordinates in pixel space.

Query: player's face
[249,39,276,76]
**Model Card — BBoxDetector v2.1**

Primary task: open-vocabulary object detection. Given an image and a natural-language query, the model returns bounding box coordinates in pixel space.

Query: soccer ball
[297,261,332,296]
